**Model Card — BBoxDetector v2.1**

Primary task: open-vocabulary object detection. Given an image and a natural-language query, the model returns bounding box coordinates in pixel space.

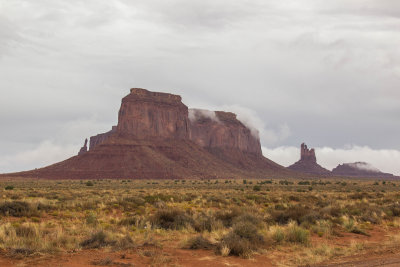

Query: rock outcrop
[288,143,330,175]
[332,162,394,178]
[117,88,190,140]
[189,109,262,155]
[78,139,88,156]
[4,88,295,180]
[89,126,117,151]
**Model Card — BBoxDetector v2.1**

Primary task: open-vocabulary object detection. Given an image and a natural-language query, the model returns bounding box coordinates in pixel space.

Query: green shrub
[85,181,94,186]
[5,185,14,190]
[286,225,310,244]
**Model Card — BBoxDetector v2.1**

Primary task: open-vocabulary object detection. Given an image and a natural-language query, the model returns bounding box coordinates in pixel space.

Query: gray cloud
[0,0,399,173]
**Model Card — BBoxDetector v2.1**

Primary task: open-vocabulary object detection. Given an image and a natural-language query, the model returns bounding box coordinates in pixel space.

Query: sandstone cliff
[117,88,190,140]
[188,109,262,155]
[288,143,330,175]
[2,88,295,179]
[89,126,117,150]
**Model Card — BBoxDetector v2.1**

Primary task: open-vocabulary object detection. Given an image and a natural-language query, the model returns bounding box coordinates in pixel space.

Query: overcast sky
[1,0,399,175]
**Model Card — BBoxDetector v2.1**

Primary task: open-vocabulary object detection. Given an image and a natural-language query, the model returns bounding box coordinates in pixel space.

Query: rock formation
[332,162,394,178]
[89,126,117,150]
[3,88,295,180]
[189,109,262,155]
[117,88,190,140]
[78,139,88,156]
[288,143,330,175]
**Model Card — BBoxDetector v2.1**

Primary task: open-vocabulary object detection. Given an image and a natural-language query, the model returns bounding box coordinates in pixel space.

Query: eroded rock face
[288,143,330,175]
[188,109,262,156]
[117,88,190,140]
[89,126,117,150]
[78,139,88,156]
[332,162,394,178]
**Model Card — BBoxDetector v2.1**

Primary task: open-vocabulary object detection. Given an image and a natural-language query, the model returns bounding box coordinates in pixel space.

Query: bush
[253,185,261,191]
[193,214,220,232]
[218,221,265,258]
[80,231,115,248]
[218,232,253,258]
[270,205,316,225]
[0,201,33,217]
[151,208,193,230]
[286,225,310,244]
[184,236,215,250]
[232,221,264,245]
[5,185,14,190]
[215,208,242,227]
[85,181,94,186]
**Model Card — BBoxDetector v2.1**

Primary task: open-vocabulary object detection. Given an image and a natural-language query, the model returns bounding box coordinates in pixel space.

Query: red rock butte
[288,143,330,175]
[2,88,298,180]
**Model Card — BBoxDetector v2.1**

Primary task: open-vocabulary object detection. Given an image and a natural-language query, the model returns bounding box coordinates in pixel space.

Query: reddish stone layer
[332,162,394,178]
[117,88,190,140]
[189,109,262,156]
[288,143,330,175]
[89,126,117,150]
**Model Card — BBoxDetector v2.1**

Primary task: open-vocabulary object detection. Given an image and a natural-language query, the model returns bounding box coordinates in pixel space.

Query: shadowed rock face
[188,109,262,156]
[332,162,394,178]
[2,88,296,179]
[288,143,331,175]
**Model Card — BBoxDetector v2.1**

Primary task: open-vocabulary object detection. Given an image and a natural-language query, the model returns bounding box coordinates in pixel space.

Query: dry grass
[0,178,398,265]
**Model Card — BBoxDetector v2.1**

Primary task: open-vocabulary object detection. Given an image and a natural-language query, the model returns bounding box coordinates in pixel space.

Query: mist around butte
[0,1,399,176]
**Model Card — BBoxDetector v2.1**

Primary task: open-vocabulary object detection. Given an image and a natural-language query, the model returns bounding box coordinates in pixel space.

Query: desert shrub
[119,215,146,228]
[218,232,252,258]
[184,235,215,250]
[286,224,309,244]
[218,221,264,258]
[192,214,221,232]
[215,208,242,227]
[232,213,264,229]
[271,228,285,243]
[270,205,317,225]
[5,185,14,190]
[253,185,261,191]
[114,235,135,250]
[151,208,193,230]
[15,224,37,238]
[80,231,116,249]
[85,212,98,225]
[232,221,264,245]
[85,181,94,186]
[0,201,34,217]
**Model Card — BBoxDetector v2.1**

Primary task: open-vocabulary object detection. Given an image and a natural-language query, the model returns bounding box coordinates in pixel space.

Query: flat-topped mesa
[188,109,262,156]
[332,162,394,178]
[301,143,316,162]
[117,88,190,140]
